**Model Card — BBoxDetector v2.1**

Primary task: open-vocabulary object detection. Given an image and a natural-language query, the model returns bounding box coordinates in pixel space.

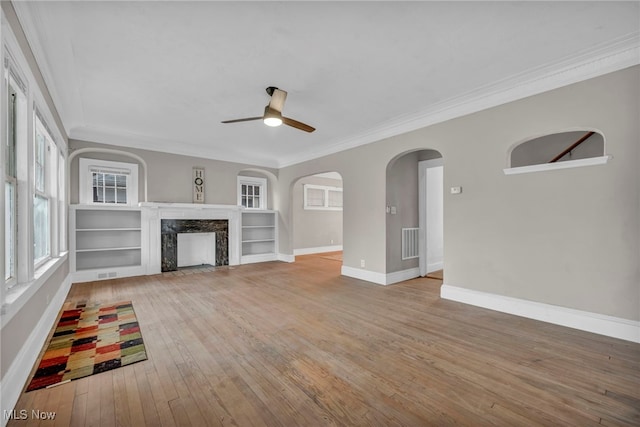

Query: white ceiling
[12,1,640,168]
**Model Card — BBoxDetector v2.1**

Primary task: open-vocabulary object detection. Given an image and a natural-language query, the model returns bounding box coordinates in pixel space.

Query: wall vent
[402,228,419,260]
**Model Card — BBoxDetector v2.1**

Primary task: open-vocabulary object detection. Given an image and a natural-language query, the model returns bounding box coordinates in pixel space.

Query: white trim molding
[0,274,71,426]
[341,266,420,286]
[441,284,640,343]
[277,253,295,263]
[293,245,343,256]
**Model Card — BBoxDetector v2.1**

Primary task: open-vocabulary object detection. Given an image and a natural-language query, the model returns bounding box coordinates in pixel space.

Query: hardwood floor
[10,254,640,426]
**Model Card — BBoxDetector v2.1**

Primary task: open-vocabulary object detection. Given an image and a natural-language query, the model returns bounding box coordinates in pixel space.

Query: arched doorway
[386,149,443,282]
[290,172,343,261]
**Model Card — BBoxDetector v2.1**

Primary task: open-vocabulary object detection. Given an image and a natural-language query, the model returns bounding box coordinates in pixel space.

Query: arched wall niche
[506,129,607,173]
[237,168,278,210]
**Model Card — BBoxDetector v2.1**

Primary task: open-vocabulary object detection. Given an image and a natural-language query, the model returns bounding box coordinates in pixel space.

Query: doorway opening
[291,172,343,263]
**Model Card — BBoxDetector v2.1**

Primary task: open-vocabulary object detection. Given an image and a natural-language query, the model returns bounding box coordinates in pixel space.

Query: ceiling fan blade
[268,88,287,112]
[221,116,263,124]
[282,116,315,133]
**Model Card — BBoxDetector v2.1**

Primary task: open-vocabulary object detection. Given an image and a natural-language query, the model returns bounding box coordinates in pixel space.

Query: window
[34,116,53,265]
[79,158,139,206]
[237,176,267,210]
[4,81,18,286]
[303,184,343,210]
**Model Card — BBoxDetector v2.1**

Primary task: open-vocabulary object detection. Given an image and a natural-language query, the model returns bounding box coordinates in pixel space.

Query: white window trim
[237,176,267,210]
[79,158,139,206]
[303,184,343,211]
[33,110,53,269]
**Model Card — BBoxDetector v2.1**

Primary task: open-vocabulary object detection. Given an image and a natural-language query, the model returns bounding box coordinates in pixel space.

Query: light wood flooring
[10,253,640,426]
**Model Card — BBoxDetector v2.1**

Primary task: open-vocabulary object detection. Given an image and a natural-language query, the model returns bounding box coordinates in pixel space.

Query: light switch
[450,186,462,195]
[390,206,397,214]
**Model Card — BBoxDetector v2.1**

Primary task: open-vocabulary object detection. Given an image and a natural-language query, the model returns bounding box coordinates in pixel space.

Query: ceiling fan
[222,86,315,133]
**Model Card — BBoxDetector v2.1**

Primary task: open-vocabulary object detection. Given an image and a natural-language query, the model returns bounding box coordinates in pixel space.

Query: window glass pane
[241,184,247,196]
[5,182,16,281]
[307,188,325,207]
[35,133,46,193]
[104,187,116,203]
[254,186,260,196]
[247,198,253,208]
[116,189,127,204]
[116,174,126,187]
[34,194,49,262]
[328,190,343,207]
[254,196,260,208]
[104,173,116,187]
[248,186,254,196]
[6,89,17,178]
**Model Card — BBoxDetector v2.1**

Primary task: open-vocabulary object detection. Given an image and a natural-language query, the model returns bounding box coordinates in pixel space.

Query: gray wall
[69,139,278,208]
[1,2,70,382]
[278,66,639,321]
[292,175,343,251]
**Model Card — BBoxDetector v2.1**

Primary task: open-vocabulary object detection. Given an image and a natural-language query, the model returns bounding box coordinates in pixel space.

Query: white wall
[426,165,443,272]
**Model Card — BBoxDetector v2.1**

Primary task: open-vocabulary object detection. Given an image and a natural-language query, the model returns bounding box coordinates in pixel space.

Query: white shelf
[77,228,142,232]
[76,246,142,253]
[241,211,278,260]
[71,205,143,279]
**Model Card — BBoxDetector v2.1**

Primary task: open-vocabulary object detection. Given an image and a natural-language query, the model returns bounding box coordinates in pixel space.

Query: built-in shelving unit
[241,210,278,264]
[70,205,145,282]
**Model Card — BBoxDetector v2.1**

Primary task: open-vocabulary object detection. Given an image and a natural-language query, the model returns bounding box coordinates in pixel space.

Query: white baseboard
[293,245,343,256]
[341,266,420,286]
[240,253,279,264]
[1,274,72,425]
[427,261,443,273]
[385,267,420,285]
[277,253,295,263]
[441,284,640,343]
[341,266,387,285]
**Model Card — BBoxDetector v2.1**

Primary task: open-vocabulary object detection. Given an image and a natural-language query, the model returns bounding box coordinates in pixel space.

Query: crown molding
[70,126,280,169]
[278,32,640,168]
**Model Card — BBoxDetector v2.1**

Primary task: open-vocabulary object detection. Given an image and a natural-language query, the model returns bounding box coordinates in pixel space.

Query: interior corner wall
[69,139,278,207]
[292,176,343,251]
[279,65,639,321]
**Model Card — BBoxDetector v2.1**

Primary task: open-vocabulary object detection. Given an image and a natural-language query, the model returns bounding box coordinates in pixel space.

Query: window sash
[92,171,129,204]
[33,194,50,264]
[240,182,263,209]
[5,179,17,285]
[304,184,343,211]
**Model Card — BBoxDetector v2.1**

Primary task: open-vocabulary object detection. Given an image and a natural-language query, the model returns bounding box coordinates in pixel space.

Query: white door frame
[418,158,443,276]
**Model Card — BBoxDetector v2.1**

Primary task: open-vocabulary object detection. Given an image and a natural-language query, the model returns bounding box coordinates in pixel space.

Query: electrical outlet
[450,186,462,195]
[360,259,365,268]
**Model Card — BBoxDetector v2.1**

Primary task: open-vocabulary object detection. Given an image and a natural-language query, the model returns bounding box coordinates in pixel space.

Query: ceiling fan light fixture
[263,117,283,127]
[263,106,283,127]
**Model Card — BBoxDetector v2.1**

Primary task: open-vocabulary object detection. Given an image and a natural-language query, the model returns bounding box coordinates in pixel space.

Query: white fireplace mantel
[140,202,242,273]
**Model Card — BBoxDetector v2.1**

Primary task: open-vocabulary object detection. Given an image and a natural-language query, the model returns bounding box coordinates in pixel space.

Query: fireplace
[161,219,228,271]
[140,202,242,275]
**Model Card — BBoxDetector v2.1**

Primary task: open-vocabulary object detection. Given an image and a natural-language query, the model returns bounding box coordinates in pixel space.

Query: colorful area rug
[26,301,147,391]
